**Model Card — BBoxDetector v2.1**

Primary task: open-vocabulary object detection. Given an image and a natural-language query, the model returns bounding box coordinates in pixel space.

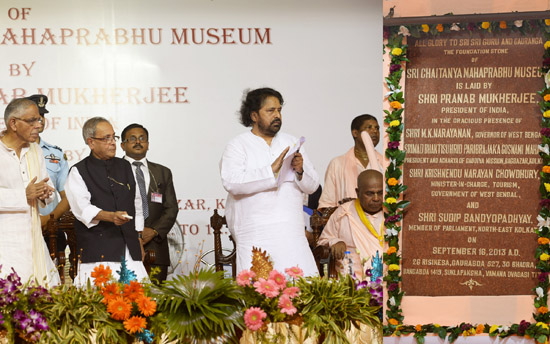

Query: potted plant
[297,273,381,344]
[150,267,243,343]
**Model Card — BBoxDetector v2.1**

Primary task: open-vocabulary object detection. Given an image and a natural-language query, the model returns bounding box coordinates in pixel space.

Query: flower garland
[536,21,550,325]
[383,19,550,343]
[383,27,408,330]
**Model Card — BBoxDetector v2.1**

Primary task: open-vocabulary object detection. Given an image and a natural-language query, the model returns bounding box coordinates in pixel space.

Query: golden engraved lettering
[444,269,483,276]
[433,247,477,255]
[478,92,537,104]
[486,270,507,277]
[404,144,463,154]
[474,131,506,138]
[464,213,533,224]
[440,93,476,104]
[441,107,477,114]
[442,225,476,232]
[422,128,471,138]
[403,268,430,275]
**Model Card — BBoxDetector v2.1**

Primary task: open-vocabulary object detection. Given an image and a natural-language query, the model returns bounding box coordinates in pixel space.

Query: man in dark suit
[121,123,179,282]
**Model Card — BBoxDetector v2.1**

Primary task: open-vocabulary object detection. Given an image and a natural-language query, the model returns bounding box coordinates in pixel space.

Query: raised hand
[271,146,290,174]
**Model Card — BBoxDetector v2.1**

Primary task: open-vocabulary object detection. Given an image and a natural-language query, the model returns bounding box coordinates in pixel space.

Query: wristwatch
[138,232,143,239]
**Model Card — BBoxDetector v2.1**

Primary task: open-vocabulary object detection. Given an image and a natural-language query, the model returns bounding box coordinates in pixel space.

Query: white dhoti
[0,139,60,286]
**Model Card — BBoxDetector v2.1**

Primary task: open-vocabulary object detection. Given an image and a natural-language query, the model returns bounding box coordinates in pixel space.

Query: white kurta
[65,167,148,287]
[220,131,319,276]
[0,138,60,286]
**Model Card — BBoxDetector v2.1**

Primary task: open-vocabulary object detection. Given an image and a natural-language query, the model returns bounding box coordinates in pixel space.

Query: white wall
[0,0,382,273]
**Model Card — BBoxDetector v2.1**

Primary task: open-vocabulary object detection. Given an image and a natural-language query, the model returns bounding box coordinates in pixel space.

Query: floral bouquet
[357,252,383,313]
[356,270,383,322]
[236,248,304,332]
[0,266,51,343]
[91,260,156,343]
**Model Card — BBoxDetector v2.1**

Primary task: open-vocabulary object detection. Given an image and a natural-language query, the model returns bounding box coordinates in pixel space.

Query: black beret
[26,94,49,115]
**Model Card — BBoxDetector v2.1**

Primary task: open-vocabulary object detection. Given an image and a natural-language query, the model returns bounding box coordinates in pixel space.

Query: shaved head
[356,170,383,214]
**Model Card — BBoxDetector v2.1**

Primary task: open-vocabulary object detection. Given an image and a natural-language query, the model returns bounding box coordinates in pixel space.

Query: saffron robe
[318,147,384,208]
[318,201,383,278]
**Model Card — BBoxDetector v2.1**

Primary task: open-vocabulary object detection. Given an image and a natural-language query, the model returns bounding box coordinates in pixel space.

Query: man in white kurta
[319,115,383,208]
[0,98,60,286]
[318,170,384,279]
[220,88,319,276]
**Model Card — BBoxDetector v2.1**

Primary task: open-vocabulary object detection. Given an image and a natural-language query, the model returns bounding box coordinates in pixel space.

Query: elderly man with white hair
[65,117,147,286]
[0,98,60,286]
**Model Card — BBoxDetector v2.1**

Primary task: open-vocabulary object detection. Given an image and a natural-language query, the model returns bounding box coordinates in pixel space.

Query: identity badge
[151,192,163,203]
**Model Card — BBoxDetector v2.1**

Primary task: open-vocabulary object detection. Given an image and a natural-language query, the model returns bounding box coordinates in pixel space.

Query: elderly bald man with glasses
[0,98,60,286]
[65,117,148,286]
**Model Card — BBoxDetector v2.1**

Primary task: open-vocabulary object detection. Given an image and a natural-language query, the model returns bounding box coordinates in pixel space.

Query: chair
[311,207,338,278]
[45,211,157,283]
[210,208,340,278]
[210,209,237,278]
[45,210,78,284]
[143,251,156,275]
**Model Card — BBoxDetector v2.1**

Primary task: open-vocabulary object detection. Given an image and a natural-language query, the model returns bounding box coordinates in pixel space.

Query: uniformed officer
[27,95,70,256]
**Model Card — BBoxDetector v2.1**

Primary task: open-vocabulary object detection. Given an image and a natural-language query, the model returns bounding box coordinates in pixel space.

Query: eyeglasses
[123,135,148,144]
[13,117,44,125]
[91,135,120,143]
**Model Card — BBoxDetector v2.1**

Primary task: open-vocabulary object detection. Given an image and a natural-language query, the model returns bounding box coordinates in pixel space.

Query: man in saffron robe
[220,87,319,276]
[318,170,383,278]
[318,114,383,208]
[0,98,60,286]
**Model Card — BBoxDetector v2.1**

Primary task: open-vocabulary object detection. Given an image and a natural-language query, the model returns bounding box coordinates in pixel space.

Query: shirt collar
[38,137,48,149]
[365,210,383,219]
[124,155,148,168]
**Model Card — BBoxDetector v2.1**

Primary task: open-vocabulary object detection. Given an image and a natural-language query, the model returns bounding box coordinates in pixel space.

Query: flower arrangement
[297,273,381,343]
[91,260,156,343]
[357,270,383,315]
[237,265,303,332]
[0,266,51,343]
[238,247,381,343]
[383,17,550,343]
[149,267,243,343]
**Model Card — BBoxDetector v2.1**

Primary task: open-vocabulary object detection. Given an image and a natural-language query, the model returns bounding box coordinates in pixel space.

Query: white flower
[538,215,550,228]
[398,26,411,37]
[539,144,550,155]
[389,296,396,306]
[384,80,402,98]
[499,326,509,333]
[387,228,399,237]
[545,71,550,88]
[536,287,545,298]
[514,20,523,28]
[450,23,461,31]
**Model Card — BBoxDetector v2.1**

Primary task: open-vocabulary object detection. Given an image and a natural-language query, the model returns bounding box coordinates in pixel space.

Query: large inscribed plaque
[402,31,542,296]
